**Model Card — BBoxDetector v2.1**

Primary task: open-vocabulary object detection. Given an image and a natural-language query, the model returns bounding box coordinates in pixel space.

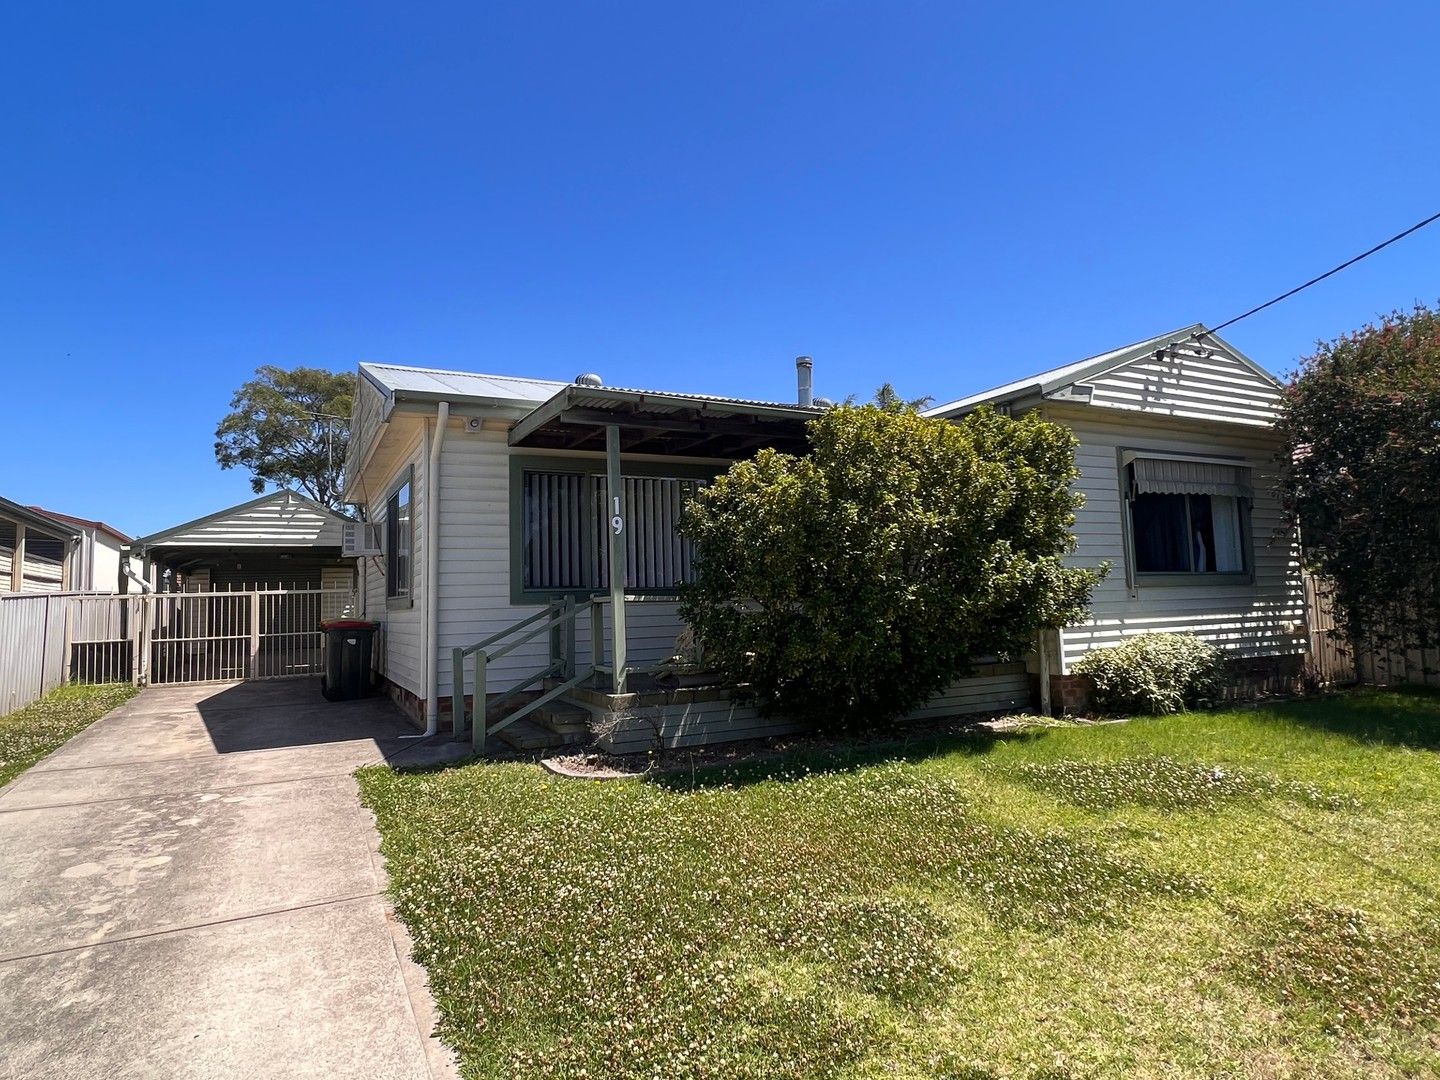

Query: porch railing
[451,596,591,752]
[452,592,690,752]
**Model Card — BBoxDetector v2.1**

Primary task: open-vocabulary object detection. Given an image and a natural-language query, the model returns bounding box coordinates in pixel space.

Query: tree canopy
[1277,303,1440,647]
[679,403,1101,731]
[215,365,355,510]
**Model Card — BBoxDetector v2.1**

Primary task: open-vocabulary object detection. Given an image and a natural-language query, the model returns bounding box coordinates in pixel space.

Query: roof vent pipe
[575,373,603,387]
[795,356,813,406]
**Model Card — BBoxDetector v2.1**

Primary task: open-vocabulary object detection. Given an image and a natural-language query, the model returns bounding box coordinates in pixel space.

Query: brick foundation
[1218,653,1309,700]
[1048,673,1092,716]
[379,677,432,731]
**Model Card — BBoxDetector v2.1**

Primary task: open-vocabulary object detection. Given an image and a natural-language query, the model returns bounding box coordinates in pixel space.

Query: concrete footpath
[0,679,467,1080]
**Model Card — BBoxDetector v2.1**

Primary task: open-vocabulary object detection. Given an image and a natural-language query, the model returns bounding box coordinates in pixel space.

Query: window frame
[508,453,721,604]
[1117,448,1255,589]
[384,467,414,609]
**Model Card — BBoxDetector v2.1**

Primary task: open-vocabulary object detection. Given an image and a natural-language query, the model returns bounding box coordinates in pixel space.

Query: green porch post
[605,424,627,692]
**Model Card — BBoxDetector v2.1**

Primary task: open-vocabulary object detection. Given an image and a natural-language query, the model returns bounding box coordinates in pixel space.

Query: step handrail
[452,596,590,752]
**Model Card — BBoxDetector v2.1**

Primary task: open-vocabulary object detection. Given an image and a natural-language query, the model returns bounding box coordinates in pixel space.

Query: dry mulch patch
[540,710,1089,780]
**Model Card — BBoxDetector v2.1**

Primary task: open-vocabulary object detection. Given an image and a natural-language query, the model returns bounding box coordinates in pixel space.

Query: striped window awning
[1133,457,1252,499]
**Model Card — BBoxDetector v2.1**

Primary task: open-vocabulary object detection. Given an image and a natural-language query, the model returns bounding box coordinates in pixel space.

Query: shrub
[679,401,1102,733]
[1072,633,1224,716]
[1276,304,1440,648]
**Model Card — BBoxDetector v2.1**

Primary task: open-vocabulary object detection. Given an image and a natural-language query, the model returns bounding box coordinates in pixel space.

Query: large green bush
[679,402,1102,732]
[1276,304,1440,648]
[1072,633,1224,716]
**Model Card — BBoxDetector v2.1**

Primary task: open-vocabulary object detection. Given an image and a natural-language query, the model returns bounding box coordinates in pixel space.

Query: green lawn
[359,690,1440,1079]
[0,682,137,789]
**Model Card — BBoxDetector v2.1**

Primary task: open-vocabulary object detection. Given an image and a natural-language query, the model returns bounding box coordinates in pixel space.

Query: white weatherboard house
[924,324,1302,711]
[343,325,1302,750]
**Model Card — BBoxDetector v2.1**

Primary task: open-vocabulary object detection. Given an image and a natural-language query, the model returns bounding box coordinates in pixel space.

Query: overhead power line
[1207,208,1440,334]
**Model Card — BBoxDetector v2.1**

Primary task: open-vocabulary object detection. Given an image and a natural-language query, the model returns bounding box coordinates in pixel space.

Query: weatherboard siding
[1054,411,1304,674]
[427,423,1033,716]
[363,432,427,697]
[431,424,685,700]
[1084,344,1284,428]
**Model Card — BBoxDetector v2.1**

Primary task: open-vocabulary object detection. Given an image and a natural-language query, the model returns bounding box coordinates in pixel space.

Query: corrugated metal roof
[27,507,132,543]
[359,362,570,404]
[562,385,816,412]
[0,496,80,539]
[358,362,811,411]
[924,325,1207,416]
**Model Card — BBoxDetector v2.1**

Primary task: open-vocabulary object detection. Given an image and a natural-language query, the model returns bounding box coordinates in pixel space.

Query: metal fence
[0,586,358,713]
[0,593,73,715]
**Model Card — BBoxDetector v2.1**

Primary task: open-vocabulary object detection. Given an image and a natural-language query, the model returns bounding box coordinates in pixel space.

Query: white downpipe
[122,559,154,593]
[421,401,450,736]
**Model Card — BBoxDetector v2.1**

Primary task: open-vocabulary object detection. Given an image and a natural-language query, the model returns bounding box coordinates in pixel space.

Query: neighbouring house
[1,496,83,593]
[342,325,1302,749]
[924,324,1302,711]
[27,507,140,593]
[125,489,357,598]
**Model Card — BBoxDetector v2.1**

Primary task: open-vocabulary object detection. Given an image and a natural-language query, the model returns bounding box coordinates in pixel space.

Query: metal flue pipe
[795,355,813,406]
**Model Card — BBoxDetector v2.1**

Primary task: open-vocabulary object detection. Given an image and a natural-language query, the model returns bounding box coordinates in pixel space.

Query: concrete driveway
[0,679,466,1080]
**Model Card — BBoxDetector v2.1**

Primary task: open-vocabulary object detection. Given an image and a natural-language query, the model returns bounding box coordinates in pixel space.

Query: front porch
[451,382,822,752]
[446,381,1038,754]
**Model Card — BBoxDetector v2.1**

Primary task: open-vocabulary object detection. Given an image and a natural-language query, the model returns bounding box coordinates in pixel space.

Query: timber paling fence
[0,587,357,716]
[1301,573,1440,689]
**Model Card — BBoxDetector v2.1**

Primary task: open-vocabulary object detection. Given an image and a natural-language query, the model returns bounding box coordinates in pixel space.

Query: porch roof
[508,384,823,457]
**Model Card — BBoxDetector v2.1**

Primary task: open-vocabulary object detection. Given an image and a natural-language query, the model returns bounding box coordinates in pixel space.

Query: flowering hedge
[679,402,1101,731]
[1276,304,1440,648]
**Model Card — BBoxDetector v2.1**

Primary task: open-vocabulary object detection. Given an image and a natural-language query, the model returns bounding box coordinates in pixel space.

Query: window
[1125,456,1250,577]
[386,473,413,605]
[520,469,701,594]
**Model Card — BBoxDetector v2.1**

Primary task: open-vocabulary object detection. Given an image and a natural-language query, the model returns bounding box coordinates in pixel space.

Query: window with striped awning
[1131,457,1252,499]
[1125,455,1252,576]
[521,471,701,592]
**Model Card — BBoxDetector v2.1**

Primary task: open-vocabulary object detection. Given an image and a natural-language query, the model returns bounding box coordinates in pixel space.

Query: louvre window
[1126,458,1249,575]
[522,471,700,592]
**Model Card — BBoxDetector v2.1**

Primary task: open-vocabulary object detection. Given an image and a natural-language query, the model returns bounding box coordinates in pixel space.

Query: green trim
[1118,448,1257,588]
[508,453,721,605]
[1134,571,1253,588]
[385,466,415,609]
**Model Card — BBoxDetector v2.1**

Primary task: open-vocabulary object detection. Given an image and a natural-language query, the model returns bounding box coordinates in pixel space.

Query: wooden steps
[494,700,593,752]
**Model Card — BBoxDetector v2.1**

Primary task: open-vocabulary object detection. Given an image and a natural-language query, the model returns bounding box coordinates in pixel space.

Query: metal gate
[64,587,358,687]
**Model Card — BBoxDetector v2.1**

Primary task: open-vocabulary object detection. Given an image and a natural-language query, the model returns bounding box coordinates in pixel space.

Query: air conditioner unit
[341,521,383,558]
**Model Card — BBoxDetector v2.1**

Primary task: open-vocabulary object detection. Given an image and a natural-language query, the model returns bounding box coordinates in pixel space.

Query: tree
[846,383,934,413]
[679,403,1102,731]
[1277,304,1440,647]
[215,366,356,510]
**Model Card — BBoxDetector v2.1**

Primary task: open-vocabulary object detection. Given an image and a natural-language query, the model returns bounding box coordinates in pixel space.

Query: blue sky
[4,3,1438,537]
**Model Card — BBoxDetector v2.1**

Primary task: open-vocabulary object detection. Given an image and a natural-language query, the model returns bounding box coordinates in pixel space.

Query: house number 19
[611,496,624,535]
